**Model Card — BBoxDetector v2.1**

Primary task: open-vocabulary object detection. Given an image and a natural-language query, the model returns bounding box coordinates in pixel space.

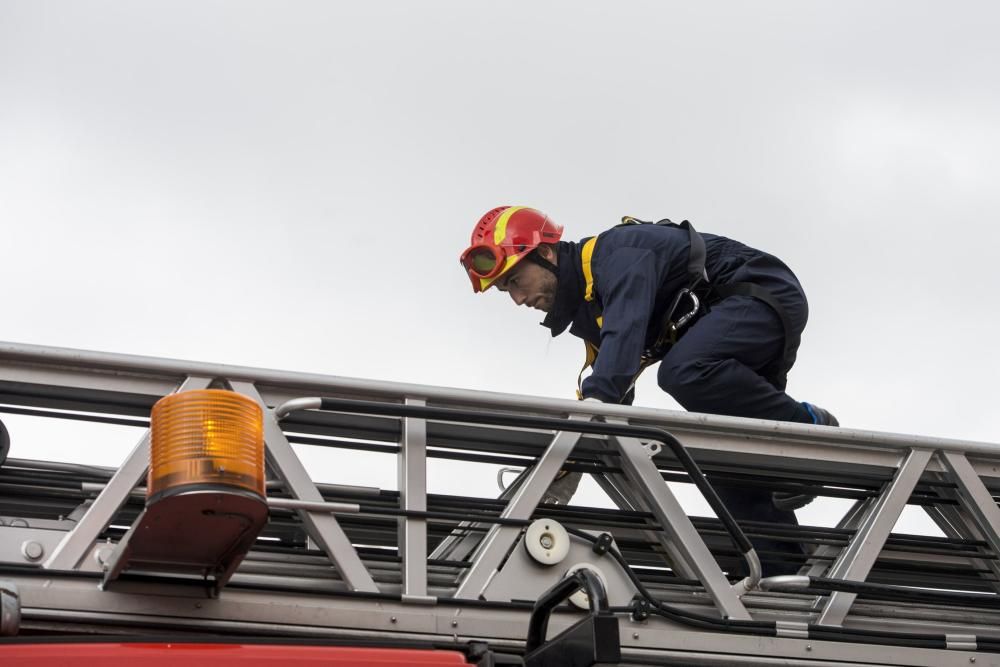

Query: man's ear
[537,244,557,263]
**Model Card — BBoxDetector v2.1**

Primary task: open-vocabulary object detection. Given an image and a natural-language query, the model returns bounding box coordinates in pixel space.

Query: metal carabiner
[668,288,701,335]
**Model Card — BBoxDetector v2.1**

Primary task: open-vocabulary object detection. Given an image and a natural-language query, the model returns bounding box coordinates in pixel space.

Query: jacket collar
[540,240,585,337]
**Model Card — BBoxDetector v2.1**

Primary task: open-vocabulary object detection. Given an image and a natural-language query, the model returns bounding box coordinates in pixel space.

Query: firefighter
[459,206,838,576]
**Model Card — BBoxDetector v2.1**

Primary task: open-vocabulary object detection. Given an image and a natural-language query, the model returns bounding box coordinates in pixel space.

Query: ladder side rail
[454,423,587,599]
[3,340,999,459]
[42,375,213,571]
[230,381,378,593]
[816,447,934,627]
[399,398,428,599]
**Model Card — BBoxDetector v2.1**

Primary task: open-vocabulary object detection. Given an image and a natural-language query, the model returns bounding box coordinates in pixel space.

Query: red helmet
[459,206,563,293]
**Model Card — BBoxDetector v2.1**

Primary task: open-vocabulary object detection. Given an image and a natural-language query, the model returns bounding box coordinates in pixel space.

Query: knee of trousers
[656,357,724,411]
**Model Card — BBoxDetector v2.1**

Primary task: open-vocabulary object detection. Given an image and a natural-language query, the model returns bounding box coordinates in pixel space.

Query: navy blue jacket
[540,223,805,402]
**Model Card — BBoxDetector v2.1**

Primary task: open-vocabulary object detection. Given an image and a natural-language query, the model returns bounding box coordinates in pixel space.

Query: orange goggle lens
[461,245,506,279]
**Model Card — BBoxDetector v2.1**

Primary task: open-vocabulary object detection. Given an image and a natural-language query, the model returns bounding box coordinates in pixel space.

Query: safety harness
[576,217,797,402]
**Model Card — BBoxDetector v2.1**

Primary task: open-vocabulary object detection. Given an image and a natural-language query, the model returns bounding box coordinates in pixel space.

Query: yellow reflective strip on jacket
[596,315,603,328]
[581,236,598,302]
[493,206,526,245]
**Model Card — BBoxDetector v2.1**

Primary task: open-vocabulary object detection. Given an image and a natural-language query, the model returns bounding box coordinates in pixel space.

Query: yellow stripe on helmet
[493,206,526,245]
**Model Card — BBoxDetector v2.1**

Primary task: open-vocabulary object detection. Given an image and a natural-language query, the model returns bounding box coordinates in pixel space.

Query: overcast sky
[1,2,998,531]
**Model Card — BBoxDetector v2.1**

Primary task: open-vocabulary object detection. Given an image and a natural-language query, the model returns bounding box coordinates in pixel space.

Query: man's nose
[510,290,527,306]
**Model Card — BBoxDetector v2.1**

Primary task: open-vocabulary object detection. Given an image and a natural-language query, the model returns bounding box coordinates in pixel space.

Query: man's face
[494,251,558,312]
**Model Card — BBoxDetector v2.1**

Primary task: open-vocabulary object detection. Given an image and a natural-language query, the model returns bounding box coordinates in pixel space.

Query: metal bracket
[641,441,662,458]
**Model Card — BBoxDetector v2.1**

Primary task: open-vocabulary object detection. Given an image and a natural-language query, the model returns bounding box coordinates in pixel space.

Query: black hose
[563,526,772,630]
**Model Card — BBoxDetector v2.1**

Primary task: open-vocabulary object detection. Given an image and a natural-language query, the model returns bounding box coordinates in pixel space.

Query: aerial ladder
[0,341,999,666]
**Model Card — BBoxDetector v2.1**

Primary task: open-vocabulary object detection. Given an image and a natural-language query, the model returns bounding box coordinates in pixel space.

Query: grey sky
[1,0,998,522]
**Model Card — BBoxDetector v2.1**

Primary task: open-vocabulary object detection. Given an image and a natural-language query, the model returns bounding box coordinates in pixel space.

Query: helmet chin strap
[525,250,559,276]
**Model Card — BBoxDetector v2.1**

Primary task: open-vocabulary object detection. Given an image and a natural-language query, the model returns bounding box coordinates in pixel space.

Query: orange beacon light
[149,389,265,499]
[103,389,269,591]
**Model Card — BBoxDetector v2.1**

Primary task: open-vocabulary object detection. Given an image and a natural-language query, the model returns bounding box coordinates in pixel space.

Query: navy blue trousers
[657,256,812,575]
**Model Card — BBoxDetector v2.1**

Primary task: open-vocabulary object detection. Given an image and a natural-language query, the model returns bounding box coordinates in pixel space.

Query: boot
[802,402,839,426]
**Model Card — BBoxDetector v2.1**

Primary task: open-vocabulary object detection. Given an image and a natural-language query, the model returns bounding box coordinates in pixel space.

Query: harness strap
[677,219,709,285]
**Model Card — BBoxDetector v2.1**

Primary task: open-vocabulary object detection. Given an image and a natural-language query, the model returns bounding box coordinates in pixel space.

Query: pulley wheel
[524,518,569,566]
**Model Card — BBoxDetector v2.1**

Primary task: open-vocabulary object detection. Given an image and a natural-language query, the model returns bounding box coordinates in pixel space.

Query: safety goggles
[460,244,508,280]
